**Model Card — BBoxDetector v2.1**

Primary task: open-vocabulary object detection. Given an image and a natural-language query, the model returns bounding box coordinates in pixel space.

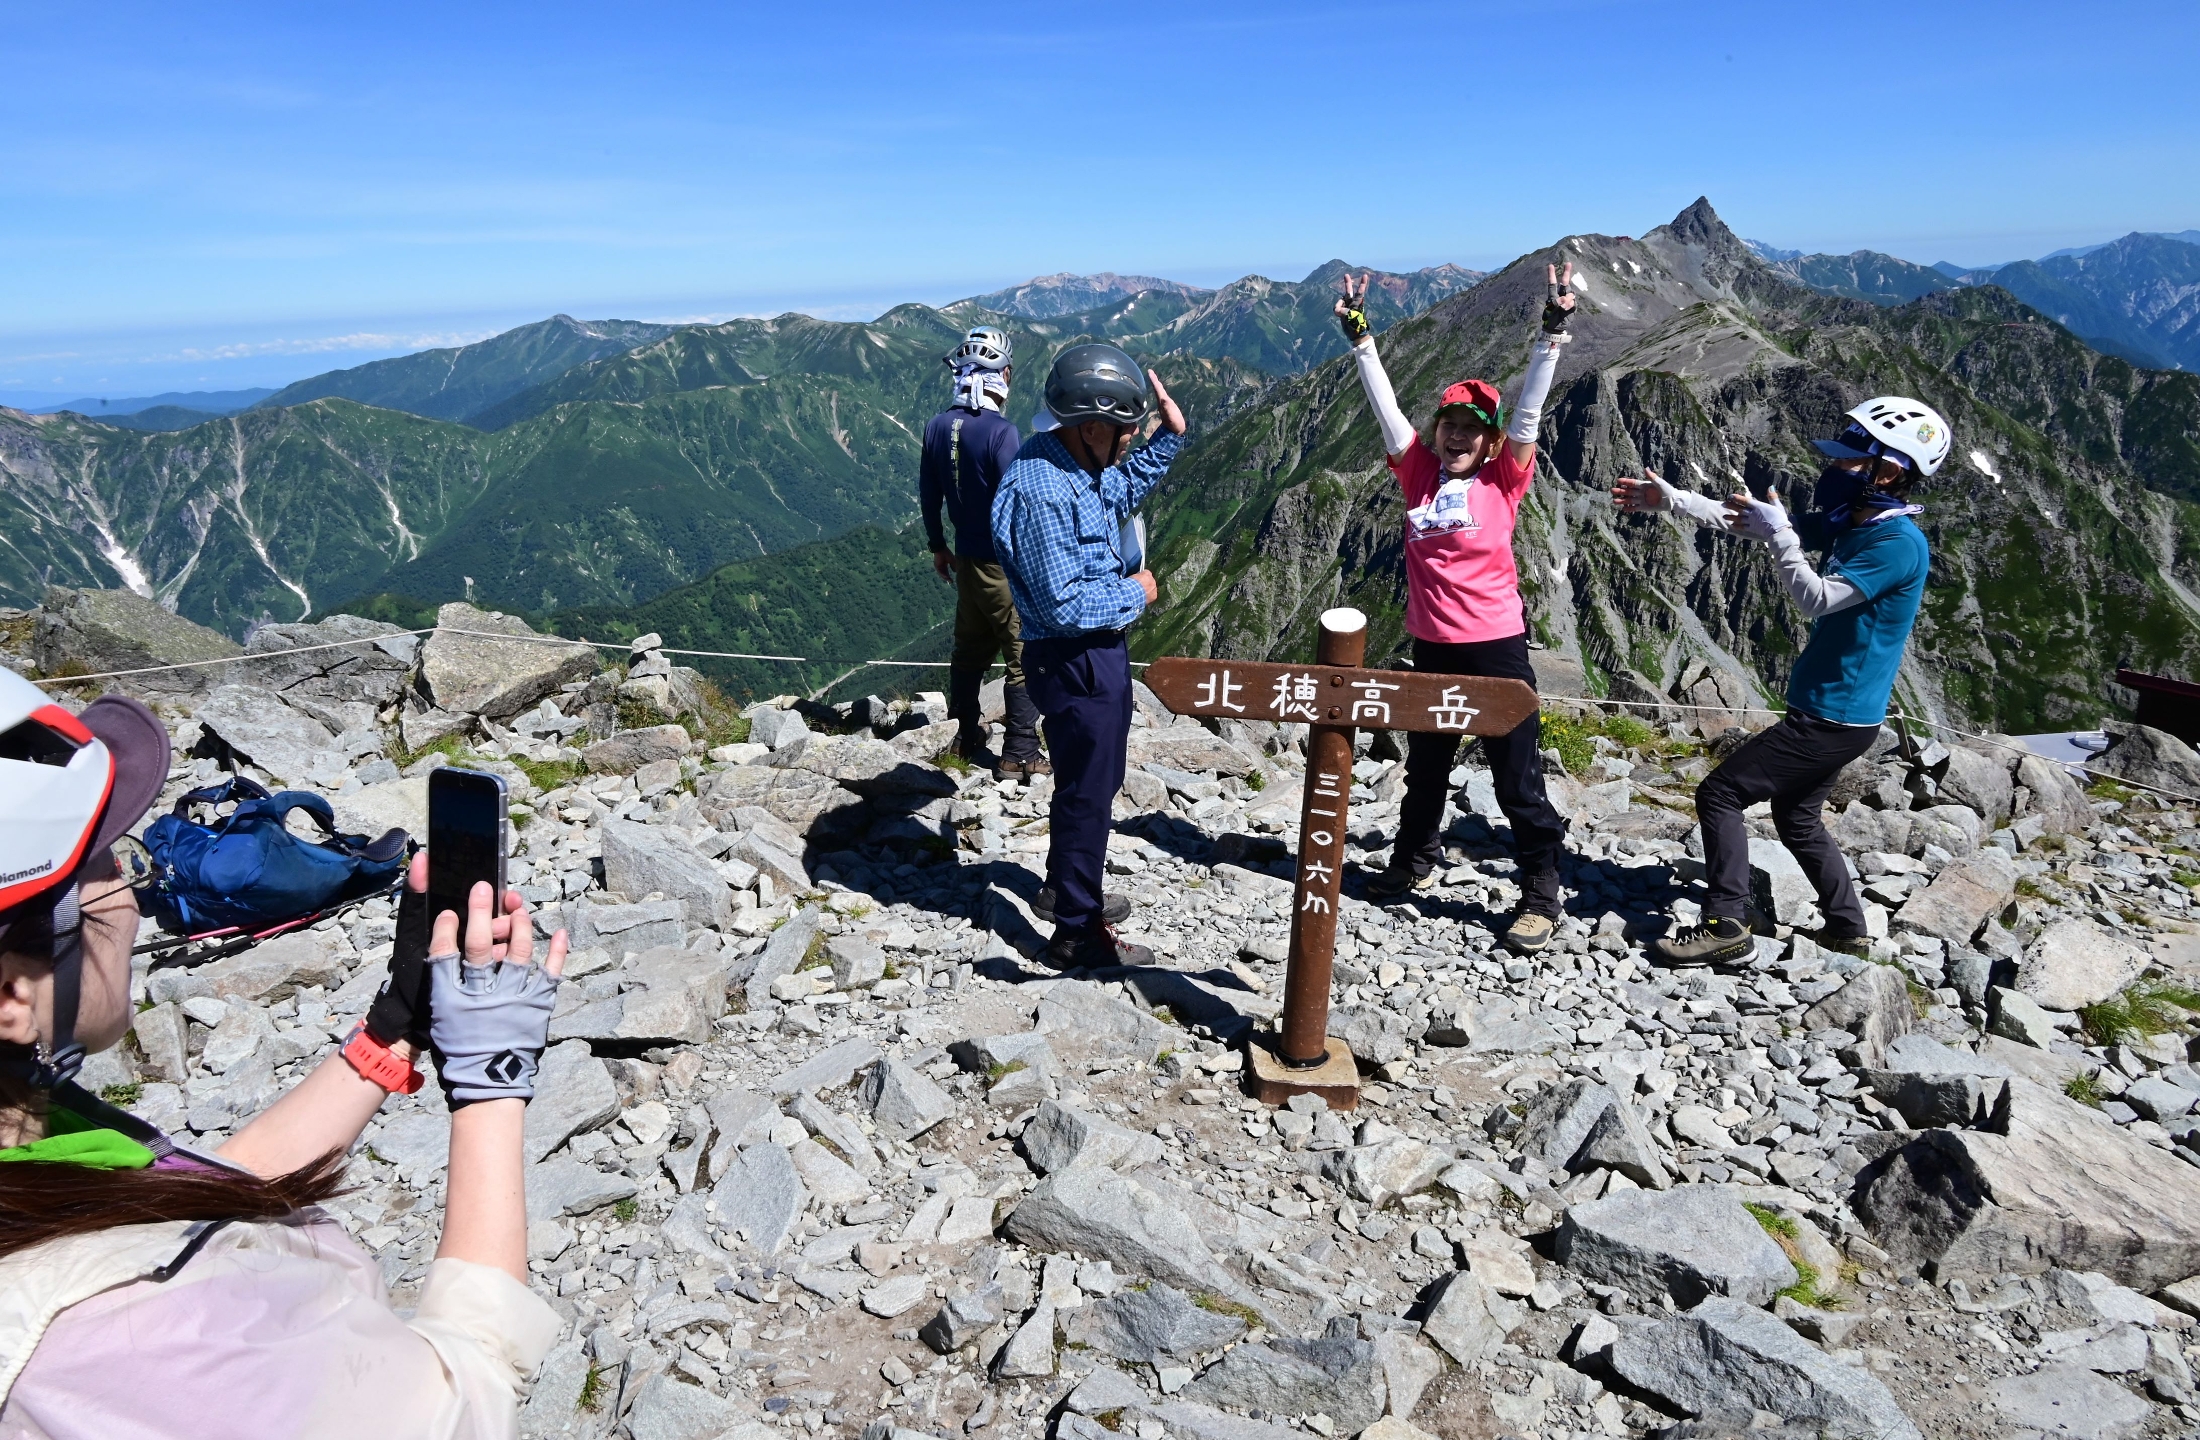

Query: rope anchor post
[1143,609,1539,1110]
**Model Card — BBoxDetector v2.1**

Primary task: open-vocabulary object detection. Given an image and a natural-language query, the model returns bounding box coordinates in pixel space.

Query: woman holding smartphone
[0,669,567,1439]
[1336,266,1576,954]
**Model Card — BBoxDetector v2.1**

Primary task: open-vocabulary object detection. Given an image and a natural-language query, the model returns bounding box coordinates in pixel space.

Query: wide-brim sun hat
[0,669,172,915]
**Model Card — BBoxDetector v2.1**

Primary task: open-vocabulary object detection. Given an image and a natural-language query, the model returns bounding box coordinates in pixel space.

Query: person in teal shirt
[1611,396,1953,965]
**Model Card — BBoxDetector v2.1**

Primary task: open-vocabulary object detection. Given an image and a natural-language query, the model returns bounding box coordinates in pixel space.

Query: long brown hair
[0,1149,353,1261]
[0,1074,353,1262]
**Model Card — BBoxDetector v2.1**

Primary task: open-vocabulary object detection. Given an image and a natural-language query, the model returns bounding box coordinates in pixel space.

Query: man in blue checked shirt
[993,343,1187,970]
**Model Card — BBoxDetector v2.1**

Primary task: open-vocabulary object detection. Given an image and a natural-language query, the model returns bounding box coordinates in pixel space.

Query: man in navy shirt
[921,326,1043,776]
[1613,396,1952,965]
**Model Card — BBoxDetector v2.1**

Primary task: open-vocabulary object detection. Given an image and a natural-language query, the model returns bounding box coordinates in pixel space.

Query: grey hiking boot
[1031,887,1132,926]
[1651,916,1756,966]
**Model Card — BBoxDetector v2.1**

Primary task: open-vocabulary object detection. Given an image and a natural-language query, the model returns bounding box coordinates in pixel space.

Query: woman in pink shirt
[1335,266,1574,953]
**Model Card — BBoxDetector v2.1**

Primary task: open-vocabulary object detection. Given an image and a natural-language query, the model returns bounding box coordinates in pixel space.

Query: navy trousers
[1022,632,1132,933]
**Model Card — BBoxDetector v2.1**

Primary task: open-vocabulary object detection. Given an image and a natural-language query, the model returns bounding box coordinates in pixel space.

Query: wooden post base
[1245,1034,1360,1111]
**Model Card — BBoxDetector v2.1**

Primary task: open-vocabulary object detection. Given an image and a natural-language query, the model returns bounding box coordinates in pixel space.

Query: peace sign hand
[1335,271,1374,344]
[1542,262,1577,335]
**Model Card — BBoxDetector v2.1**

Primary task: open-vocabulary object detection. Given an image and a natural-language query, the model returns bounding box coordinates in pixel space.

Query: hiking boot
[997,752,1052,781]
[950,722,995,767]
[1043,923,1154,971]
[1651,916,1756,966]
[1032,887,1132,926]
[1809,928,1873,960]
[1365,865,1436,902]
[1502,911,1557,955]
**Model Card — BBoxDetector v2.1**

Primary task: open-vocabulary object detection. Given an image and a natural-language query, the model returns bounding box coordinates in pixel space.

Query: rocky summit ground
[20,592,2200,1440]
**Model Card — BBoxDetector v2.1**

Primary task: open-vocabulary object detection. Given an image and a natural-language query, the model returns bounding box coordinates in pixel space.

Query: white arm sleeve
[1504,333,1569,445]
[1351,336,1419,458]
[1646,473,1735,529]
[1767,526,1866,618]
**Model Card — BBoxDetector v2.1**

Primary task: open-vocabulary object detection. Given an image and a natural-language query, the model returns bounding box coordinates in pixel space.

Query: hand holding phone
[427,767,508,930]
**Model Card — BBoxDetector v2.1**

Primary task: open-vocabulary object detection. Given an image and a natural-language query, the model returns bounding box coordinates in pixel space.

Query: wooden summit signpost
[1143,608,1540,1110]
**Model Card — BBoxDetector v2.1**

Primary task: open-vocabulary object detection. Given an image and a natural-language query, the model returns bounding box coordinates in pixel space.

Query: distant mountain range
[25,387,275,420]
[0,260,1469,637]
[961,272,1211,319]
[1746,231,2200,370]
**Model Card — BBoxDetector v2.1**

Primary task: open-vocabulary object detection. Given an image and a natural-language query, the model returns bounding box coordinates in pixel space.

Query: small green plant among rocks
[2079,979,2200,1046]
[1747,1203,1844,1309]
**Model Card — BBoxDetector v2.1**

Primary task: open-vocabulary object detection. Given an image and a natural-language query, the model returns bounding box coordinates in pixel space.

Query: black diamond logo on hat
[483,1050,524,1086]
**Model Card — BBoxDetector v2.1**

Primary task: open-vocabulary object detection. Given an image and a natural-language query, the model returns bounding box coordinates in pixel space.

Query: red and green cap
[1436,379,1505,430]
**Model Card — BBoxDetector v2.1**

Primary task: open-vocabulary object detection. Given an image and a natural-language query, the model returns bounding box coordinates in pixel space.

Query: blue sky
[4,0,2196,400]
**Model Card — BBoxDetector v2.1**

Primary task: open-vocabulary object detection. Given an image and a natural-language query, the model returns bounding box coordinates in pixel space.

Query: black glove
[364,881,433,1048]
[1542,269,1575,334]
[1337,304,1371,344]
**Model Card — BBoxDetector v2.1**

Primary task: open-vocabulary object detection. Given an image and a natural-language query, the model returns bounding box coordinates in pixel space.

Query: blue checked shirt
[992,430,1182,639]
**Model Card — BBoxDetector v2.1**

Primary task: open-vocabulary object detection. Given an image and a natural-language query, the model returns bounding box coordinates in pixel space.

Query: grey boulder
[1515,1078,1670,1189]
[1036,980,1175,1065]
[525,1157,638,1221]
[1419,1269,1525,1366]
[1002,1167,1232,1295]
[919,1282,1003,1354]
[1609,1297,1921,1440]
[1554,1185,1796,1308]
[2016,918,2149,1011]
[192,684,336,786]
[583,724,693,775]
[1893,849,2016,946]
[1182,1334,1385,1435]
[747,904,822,1011]
[1988,1363,2153,1440]
[1019,1099,1164,1175]
[2089,721,2200,800]
[860,1056,956,1142]
[523,1039,619,1163]
[419,602,596,720]
[1857,1078,2200,1290]
[600,820,733,931]
[1802,962,1916,1065]
[32,584,240,695]
[1061,1281,1245,1364]
[712,1141,808,1254]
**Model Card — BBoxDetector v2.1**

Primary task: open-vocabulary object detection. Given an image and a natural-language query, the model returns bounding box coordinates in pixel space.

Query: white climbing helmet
[1813,396,1953,477]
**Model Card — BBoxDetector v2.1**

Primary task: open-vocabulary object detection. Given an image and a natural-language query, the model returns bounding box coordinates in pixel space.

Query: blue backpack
[142,776,409,934]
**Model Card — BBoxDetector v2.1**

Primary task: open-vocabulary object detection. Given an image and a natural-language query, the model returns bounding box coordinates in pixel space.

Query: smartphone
[427,766,509,929]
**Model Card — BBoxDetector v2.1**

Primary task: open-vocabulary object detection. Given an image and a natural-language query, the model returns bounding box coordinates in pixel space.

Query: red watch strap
[343,1024,424,1094]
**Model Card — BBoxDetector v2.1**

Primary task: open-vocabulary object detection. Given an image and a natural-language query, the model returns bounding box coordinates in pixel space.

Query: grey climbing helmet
[946,325,1013,372]
[1042,343,1149,428]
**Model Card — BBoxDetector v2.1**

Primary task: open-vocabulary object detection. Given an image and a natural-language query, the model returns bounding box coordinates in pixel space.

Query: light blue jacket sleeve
[1113,431,1182,512]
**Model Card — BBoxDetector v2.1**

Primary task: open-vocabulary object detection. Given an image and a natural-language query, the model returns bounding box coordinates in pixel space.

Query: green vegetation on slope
[552,525,955,702]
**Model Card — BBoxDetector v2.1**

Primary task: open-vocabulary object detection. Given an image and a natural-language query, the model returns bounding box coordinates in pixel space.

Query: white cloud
[174,328,499,360]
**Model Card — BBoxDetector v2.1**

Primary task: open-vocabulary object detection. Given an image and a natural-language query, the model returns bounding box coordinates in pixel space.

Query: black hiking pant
[1697,710,1880,935]
[1393,633,1568,916]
